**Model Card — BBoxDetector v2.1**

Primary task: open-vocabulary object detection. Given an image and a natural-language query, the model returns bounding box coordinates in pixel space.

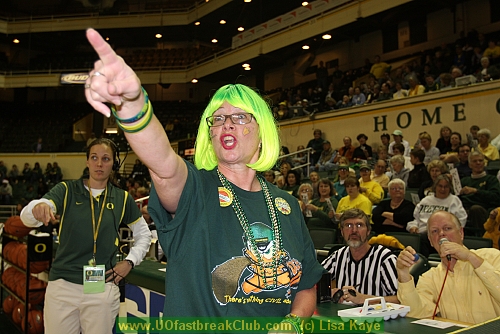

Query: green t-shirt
[44,179,141,284]
[148,161,324,318]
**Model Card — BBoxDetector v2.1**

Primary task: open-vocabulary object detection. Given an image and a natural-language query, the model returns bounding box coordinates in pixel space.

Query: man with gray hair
[459,151,500,233]
[397,211,500,324]
[322,208,399,304]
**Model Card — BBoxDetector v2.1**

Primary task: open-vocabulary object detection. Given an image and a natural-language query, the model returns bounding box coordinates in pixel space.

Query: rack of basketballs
[1,215,52,334]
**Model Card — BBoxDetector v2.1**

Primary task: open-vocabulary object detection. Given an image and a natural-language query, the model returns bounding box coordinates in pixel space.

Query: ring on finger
[93,71,105,77]
[84,83,90,89]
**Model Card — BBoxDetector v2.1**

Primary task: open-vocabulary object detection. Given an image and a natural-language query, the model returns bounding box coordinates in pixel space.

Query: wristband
[125,259,135,269]
[282,313,303,334]
[117,99,154,133]
[111,87,148,124]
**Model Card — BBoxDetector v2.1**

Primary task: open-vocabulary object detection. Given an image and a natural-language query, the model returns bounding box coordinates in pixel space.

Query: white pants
[44,279,120,334]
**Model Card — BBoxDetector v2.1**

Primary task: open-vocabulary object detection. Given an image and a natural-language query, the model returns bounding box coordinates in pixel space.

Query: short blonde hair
[427,159,448,173]
[390,154,405,165]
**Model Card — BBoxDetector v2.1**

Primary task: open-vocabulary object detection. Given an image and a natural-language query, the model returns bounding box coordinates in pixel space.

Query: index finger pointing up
[86,28,118,66]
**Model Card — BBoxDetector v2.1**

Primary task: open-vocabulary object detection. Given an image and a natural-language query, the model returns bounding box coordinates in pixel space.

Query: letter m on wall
[422,107,442,125]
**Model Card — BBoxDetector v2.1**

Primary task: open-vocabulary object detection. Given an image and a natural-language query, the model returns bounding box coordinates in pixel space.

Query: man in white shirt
[388,130,410,157]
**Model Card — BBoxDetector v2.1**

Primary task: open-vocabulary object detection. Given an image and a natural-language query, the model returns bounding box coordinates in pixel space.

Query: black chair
[309,228,337,250]
[385,232,421,253]
[463,236,493,249]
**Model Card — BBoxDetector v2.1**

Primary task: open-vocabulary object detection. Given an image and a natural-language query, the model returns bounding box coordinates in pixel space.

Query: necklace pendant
[218,187,233,207]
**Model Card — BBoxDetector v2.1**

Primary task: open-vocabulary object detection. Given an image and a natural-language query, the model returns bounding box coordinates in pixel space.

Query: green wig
[194,84,280,171]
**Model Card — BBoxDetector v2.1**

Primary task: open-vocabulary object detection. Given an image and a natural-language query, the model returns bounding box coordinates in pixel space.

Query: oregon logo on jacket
[211,222,302,305]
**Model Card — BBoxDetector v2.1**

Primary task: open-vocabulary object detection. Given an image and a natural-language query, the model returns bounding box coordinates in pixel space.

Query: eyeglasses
[206,113,254,127]
[343,222,367,229]
[389,187,404,191]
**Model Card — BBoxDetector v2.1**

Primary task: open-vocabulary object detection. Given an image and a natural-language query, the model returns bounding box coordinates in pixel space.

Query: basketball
[2,267,19,290]
[2,295,16,315]
[11,300,27,325]
[16,244,28,270]
[22,309,44,334]
[30,260,49,274]
[4,216,32,238]
[2,241,21,263]
[28,278,47,305]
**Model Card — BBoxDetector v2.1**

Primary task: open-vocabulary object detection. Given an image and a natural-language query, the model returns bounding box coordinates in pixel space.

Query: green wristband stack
[112,87,153,133]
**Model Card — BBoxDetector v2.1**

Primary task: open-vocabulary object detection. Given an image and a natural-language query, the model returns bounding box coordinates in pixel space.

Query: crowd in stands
[265,124,500,256]
[272,29,500,120]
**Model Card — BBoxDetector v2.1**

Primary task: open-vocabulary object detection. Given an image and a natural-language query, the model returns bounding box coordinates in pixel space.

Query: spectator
[0,161,6,180]
[370,55,390,80]
[407,149,431,188]
[334,137,355,163]
[380,133,391,148]
[8,164,19,183]
[370,159,390,191]
[407,77,425,96]
[282,169,301,198]
[397,211,500,324]
[455,144,472,179]
[263,170,276,185]
[475,128,500,162]
[276,102,290,120]
[453,44,467,72]
[44,163,52,182]
[388,130,410,157]
[322,209,399,304]
[408,175,467,256]
[389,155,409,185]
[336,95,352,109]
[439,73,454,89]
[436,126,453,154]
[325,83,339,103]
[299,180,338,229]
[49,162,63,184]
[0,179,13,204]
[333,164,350,200]
[392,81,408,99]
[476,57,500,82]
[276,161,291,189]
[22,163,32,182]
[470,46,484,74]
[372,179,415,234]
[483,40,500,64]
[316,60,328,92]
[32,137,43,153]
[313,140,336,172]
[335,177,373,221]
[309,171,320,199]
[440,132,462,163]
[467,125,480,150]
[352,133,372,162]
[377,82,393,101]
[423,74,440,92]
[358,164,384,205]
[291,145,307,171]
[418,132,440,165]
[418,160,449,199]
[365,84,380,104]
[323,97,336,111]
[31,162,44,184]
[306,129,324,165]
[351,86,366,105]
[460,151,500,233]
[483,208,500,249]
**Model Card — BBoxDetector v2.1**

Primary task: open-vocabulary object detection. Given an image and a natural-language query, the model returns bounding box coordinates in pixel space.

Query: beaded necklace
[217,169,283,289]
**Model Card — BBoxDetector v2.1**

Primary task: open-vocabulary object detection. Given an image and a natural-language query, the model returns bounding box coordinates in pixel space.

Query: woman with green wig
[84,28,324,332]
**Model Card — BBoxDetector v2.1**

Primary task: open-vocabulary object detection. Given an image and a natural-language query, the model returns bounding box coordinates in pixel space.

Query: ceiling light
[191,78,198,83]
[242,63,250,68]
[212,39,218,43]
[13,39,19,44]
[220,20,226,25]
[302,45,310,50]
[105,128,118,134]
[105,37,110,41]
[302,2,309,5]
[238,27,244,32]
[194,21,200,26]
[244,0,252,2]
[155,33,162,39]
[244,67,251,71]
[322,34,332,40]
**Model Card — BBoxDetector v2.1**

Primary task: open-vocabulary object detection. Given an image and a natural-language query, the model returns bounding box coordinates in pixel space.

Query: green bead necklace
[217,169,283,290]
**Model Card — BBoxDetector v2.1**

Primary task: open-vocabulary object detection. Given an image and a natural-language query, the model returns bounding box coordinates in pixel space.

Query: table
[125,261,470,333]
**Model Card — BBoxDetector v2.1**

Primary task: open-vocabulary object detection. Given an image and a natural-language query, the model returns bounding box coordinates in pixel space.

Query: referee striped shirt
[321,244,398,297]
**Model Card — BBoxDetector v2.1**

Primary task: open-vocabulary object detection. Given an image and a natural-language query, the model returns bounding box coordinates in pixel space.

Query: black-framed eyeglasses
[206,113,254,127]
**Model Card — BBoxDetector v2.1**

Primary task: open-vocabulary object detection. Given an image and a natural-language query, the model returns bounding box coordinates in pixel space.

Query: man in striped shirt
[321,209,399,304]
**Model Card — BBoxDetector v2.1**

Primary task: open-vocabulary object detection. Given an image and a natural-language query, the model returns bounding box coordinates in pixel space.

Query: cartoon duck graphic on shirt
[211,222,302,305]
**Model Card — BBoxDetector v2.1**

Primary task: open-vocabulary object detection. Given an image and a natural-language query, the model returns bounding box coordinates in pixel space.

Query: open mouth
[220,135,236,149]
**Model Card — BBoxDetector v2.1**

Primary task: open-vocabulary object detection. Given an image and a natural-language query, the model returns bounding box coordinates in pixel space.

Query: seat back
[308,228,337,250]
[463,236,493,249]
[385,232,421,253]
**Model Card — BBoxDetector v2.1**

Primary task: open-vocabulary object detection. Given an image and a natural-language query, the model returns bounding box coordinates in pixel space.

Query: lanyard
[89,184,107,266]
